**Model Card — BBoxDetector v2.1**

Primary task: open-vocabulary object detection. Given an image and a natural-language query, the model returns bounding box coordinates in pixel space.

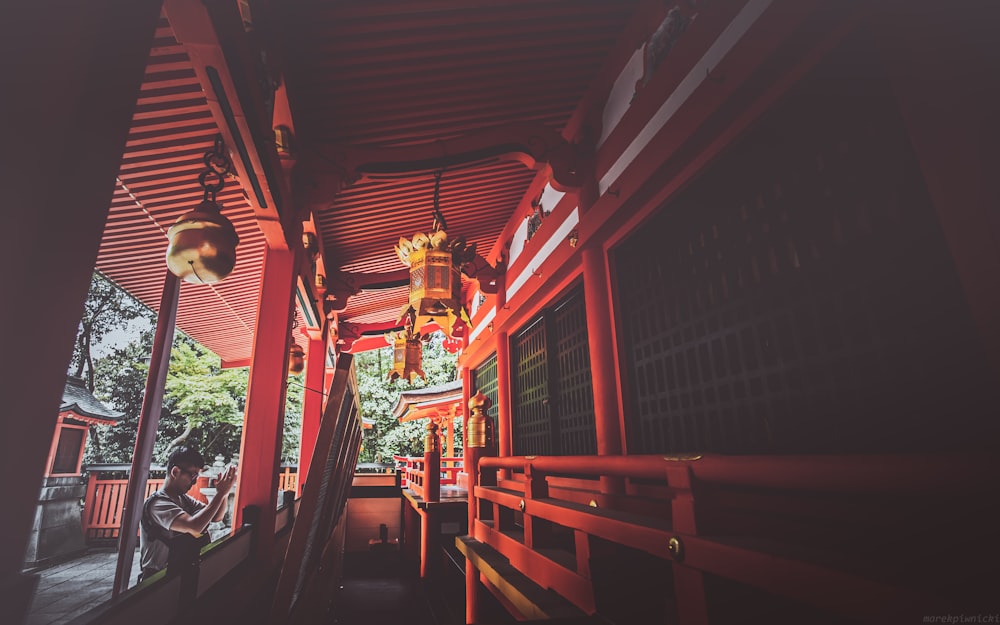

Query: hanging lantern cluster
[394,171,475,339]
[386,327,425,383]
[166,135,240,283]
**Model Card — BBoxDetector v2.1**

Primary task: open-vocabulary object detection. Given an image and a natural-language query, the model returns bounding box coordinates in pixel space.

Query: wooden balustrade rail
[82,468,300,540]
[472,453,1000,624]
[395,455,463,496]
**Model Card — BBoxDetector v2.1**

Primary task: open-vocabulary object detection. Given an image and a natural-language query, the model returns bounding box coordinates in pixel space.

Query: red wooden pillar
[495,331,512,473]
[233,243,298,558]
[581,246,625,496]
[298,323,328,496]
[665,463,708,625]
[423,421,441,504]
[0,0,161,618]
[464,391,492,624]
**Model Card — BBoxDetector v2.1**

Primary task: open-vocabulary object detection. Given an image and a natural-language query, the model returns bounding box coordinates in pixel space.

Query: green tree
[283,373,305,463]
[162,337,248,460]
[70,273,154,461]
[354,332,459,463]
[87,330,157,464]
[70,273,153,391]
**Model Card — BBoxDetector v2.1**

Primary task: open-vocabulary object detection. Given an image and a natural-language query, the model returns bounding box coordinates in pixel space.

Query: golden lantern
[166,136,239,284]
[288,341,305,376]
[386,328,425,383]
[394,172,475,338]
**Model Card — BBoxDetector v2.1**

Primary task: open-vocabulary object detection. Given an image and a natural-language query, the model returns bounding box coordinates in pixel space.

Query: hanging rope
[431,170,448,232]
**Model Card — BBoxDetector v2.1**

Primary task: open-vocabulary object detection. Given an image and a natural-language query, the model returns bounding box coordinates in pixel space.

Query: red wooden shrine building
[4,1,1000,624]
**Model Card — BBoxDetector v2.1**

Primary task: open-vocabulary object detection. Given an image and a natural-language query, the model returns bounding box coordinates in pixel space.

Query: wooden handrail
[479,453,1000,493]
[470,453,999,623]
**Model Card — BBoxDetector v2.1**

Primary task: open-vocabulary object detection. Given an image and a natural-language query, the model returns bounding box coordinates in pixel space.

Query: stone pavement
[25,548,140,625]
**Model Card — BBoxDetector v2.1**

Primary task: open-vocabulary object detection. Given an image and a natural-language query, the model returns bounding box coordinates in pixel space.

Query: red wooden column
[297,322,328,496]
[0,1,161,619]
[665,463,708,625]
[464,391,493,624]
[233,242,298,558]
[495,332,512,471]
[581,245,625,495]
[423,421,441,504]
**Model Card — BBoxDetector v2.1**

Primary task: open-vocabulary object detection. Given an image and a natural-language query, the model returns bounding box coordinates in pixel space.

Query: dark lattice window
[511,285,597,455]
[512,317,552,455]
[614,42,997,455]
[551,288,597,455]
[472,352,499,434]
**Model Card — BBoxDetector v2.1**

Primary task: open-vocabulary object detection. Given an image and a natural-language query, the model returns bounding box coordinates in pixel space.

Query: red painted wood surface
[471,453,999,623]
[298,326,328,496]
[233,244,298,556]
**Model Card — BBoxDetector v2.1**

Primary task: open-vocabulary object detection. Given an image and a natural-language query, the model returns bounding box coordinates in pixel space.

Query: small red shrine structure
[24,377,121,569]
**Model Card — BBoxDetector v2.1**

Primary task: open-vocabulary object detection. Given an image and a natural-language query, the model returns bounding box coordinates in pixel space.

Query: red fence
[82,476,169,540]
[394,455,462,494]
[82,467,299,540]
[469,453,1000,623]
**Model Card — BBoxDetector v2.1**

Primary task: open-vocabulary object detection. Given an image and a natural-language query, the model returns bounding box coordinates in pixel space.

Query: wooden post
[523,463,551,550]
[581,246,625,496]
[423,421,441,504]
[0,0,161,617]
[298,323,328,495]
[114,270,180,596]
[666,463,708,625]
[464,391,492,624]
[233,243,298,560]
[495,332,512,480]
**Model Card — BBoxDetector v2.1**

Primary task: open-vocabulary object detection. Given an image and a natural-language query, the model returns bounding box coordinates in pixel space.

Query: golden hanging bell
[288,342,305,375]
[166,201,239,284]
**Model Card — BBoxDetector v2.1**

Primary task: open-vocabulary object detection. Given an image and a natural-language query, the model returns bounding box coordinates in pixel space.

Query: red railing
[471,453,999,624]
[82,476,169,540]
[82,467,299,540]
[278,466,297,493]
[395,455,462,496]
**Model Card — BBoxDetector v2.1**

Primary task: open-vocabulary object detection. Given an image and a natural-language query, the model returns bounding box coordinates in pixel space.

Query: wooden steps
[457,536,589,621]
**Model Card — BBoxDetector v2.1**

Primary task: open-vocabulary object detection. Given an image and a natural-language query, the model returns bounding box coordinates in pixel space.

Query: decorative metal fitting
[518,499,526,512]
[588,499,599,508]
[668,536,685,562]
[467,391,492,448]
[568,229,579,248]
[424,419,441,454]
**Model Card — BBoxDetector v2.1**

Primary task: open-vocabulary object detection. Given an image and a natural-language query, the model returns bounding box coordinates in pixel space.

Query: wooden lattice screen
[614,39,997,455]
[551,287,597,455]
[511,285,597,456]
[512,317,552,455]
[472,352,499,434]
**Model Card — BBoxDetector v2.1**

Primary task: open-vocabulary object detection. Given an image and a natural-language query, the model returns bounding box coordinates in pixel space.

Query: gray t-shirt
[139,490,206,577]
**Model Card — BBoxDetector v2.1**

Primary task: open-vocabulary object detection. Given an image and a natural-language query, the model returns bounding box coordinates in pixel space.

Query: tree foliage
[355,333,459,463]
[162,337,248,458]
[75,274,306,466]
[70,273,153,392]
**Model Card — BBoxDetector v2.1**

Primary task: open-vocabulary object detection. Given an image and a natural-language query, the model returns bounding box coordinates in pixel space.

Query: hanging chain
[431,170,448,232]
[199,135,232,203]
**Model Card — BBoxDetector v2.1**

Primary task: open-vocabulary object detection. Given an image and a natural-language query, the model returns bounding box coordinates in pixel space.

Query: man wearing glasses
[139,446,237,581]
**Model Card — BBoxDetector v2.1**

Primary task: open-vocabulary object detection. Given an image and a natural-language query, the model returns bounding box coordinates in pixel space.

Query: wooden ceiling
[96,1,640,361]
